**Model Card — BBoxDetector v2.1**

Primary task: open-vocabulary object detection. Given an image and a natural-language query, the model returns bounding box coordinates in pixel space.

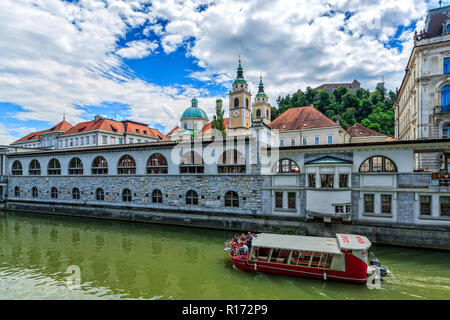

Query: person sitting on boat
[236,241,249,260]
[232,240,239,256]
[240,234,246,243]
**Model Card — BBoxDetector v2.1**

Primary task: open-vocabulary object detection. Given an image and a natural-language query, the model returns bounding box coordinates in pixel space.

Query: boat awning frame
[252,233,343,255]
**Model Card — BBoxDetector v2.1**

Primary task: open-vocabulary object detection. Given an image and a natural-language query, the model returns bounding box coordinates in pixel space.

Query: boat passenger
[242,242,249,256]
[239,243,245,256]
[232,245,238,257]
[246,232,253,248]
[234,234,240,245]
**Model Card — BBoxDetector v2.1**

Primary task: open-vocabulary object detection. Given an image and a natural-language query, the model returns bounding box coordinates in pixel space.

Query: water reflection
[0,211,449,300]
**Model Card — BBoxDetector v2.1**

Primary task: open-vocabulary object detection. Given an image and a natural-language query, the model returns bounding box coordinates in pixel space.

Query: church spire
[236,57,245,81]
[256,75,267,98]
[258,76,264,93]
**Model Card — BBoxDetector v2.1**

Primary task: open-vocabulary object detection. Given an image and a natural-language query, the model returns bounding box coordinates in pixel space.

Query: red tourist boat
[225,233,389,284]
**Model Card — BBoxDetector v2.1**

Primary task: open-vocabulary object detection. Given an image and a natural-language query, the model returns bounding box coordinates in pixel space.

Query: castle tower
[229,58,252,131]
[253,76,271,125]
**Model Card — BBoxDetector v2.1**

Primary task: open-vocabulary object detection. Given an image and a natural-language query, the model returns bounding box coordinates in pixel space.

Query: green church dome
[181,98,209,120]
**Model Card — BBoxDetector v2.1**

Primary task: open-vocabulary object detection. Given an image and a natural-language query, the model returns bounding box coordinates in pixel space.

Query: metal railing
[434,105,450,115]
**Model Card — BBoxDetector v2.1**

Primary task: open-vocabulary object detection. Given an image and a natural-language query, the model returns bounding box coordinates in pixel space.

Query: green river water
[0,211,449,300]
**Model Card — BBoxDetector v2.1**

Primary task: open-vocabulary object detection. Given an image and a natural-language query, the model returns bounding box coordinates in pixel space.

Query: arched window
[96,188,105,201]
[256,109,261,118]
[12,161,22,176]
[118,155,136,174]
[51,187,58,199]
[92,156,108,175]
[359,156,397,173]
[272,159,300,174]
[68,157,83,175]
[72,188,80,200]
[186,190,198,205]
[122,189,132,202]
[29,160,41,175]
[31,187,38,198]
[266,110,269,118]
[14,186,20,197]
[225,191,239,207]
[218,150,246,173]
[180,151,204,174]
[147,153,168,174]
[234,97,239,109]
[442,85,450,113]
[246,98,249,109]
[48,159,61,175]
[152,189,163,203]
[443,123,450,139]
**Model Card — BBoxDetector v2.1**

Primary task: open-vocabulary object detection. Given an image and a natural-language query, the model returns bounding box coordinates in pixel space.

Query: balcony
[306,210,352,223]
[431,172,450,187]
[434,105,450,115]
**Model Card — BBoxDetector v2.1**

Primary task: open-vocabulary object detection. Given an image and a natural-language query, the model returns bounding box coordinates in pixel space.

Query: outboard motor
[379,266,387,278]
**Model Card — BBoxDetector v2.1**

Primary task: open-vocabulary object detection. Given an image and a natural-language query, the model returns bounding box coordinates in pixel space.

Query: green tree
[314,89,331,113]
[272,84,396,137]
[332,87,348,104]
[211,99,226,137]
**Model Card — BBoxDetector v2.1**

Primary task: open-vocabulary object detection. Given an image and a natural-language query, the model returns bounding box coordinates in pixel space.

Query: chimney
[94,114,101,121]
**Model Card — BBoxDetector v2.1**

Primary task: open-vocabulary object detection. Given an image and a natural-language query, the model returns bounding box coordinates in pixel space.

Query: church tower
[253,76,271,125]
[229,58,252,131]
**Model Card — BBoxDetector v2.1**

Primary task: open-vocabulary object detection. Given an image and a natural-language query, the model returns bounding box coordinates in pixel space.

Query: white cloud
[142,0,430,99]
[0,124,20,145]
[0,0,213,137]
[116,40,159,59]
[0,0,436,142]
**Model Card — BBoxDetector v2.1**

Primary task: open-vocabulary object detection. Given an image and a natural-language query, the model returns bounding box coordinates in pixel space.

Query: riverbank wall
[6,199,450,251]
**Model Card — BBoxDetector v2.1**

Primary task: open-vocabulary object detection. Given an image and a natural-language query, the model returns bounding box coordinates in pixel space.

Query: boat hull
[231,255,368,284]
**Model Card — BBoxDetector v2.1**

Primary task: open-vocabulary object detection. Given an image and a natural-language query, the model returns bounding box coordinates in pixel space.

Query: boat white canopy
[252,233,372,254]
[252,233,343,255]
[336,234,371,251]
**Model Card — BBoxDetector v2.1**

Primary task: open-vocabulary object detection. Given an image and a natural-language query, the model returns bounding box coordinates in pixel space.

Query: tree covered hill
[272,85,397,137]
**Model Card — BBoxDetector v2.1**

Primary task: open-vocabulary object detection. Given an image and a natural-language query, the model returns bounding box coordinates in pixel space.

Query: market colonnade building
[6,137,450,231]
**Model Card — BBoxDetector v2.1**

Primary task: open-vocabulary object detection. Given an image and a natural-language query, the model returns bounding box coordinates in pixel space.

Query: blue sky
[0,0,443,143]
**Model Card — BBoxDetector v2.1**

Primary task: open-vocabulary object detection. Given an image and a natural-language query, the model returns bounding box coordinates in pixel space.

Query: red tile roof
[148,128,170,141]
[61,119,124,135]
[13,120,73,143]
[13,118,168,144]
[62,119,169,140]
[50,120,73,132]
[167,126,181,136]
[269,106,338,131]
[347,123,385,137]
[201,118,230,134]
[124,121,168,140]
